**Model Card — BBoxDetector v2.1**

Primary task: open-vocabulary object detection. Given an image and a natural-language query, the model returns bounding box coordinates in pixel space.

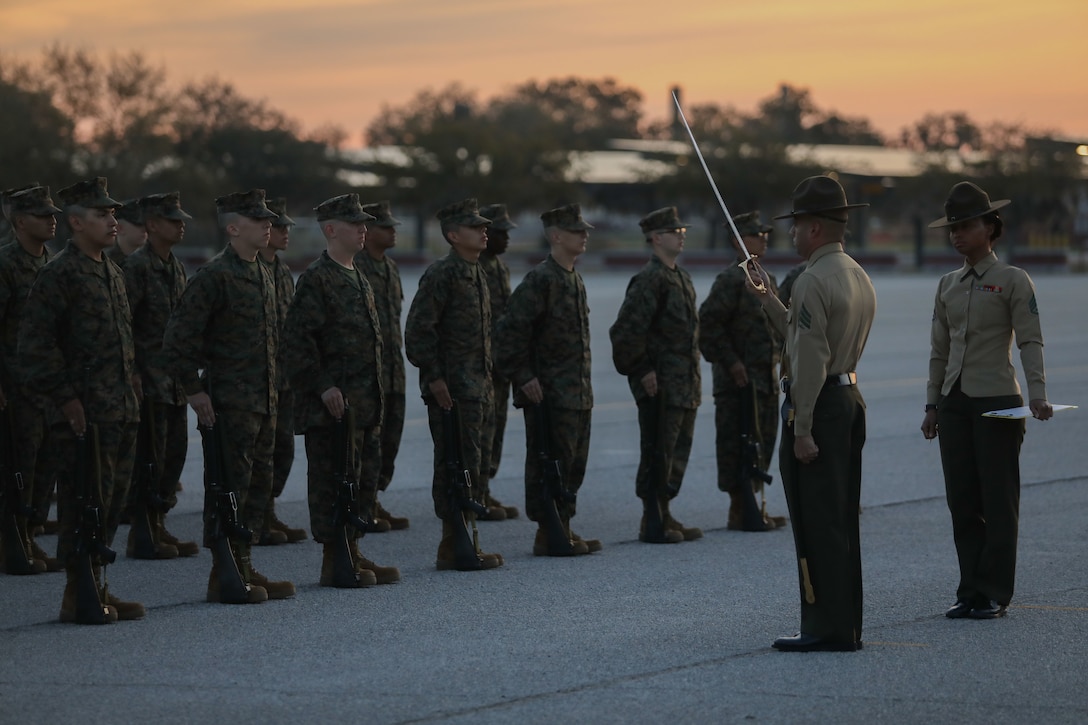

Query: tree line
[2,47,1083,252]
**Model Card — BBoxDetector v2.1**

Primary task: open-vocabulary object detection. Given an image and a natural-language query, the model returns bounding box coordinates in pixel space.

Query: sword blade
[671,92,759,267]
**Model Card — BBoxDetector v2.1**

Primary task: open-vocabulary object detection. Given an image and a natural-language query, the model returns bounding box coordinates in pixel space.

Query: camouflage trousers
[487,377,510,479]
[126,400,187,515]
[426,398,493,520]
[305,423,380,543]
[714,386,779,493]
[378,389,405,491]
[53,421,137,565]
[9,389,60,527]
[201,409,274,548]
[271,388,295,499]
[635,402,696,501]
[523,405,590,523]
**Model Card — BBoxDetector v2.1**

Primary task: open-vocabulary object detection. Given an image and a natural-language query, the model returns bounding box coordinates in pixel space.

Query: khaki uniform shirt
[764,243,876,437]
[927,251,1045,404]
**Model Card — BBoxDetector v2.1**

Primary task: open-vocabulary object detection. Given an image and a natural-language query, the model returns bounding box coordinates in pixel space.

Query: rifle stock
[0,407,36,574]
[129,399,170,559]
[71,424,116,623]
[737,383,774,531]
[199,423,253,604]
[329,409,369,587]
[534,400,575,556]
[442,402,486,570]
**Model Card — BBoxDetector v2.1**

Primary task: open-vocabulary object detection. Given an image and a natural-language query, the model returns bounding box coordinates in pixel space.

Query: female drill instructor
[921,181,1053,620]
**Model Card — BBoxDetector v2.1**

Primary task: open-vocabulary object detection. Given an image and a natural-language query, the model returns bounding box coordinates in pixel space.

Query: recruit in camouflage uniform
[162,188,294,603]
[404,198,503,571]
[255,197,307,546]
[777,262,807,307]
[1,184,41,249]
[108,199,145,265]
[282,193,399,587]
[121,192,199,560]
[356,200,409,531]
[698,211,786,532]
[18,177,145,623]
[494,203,600,557]
[0,185,61,574]
[610,206,703,544]
[477,202,519,521]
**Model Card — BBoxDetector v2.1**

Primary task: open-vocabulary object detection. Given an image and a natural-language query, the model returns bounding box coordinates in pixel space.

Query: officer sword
[671,91,766,291]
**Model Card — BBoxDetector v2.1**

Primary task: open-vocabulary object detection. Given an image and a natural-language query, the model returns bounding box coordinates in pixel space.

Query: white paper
[981,404,1078,419]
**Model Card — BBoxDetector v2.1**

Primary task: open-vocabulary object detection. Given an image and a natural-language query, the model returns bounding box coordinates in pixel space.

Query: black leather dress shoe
[772,633,858,652]
[968,600,1008,619]
[945,599,973,619]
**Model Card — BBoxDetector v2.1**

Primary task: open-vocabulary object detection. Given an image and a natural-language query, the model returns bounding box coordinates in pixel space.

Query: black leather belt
[825,372,857,387]
[781,372,857,395]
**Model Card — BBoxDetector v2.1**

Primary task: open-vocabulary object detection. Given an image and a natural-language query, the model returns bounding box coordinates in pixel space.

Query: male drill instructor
[747,175,876,652]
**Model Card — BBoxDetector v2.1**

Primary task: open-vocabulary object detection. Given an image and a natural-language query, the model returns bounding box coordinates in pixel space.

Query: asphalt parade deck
[2,270,1086,724]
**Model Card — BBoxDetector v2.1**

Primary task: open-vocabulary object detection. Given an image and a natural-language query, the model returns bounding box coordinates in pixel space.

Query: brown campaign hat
[265,197,295,227]
[215,188,278,219]
[928,181,1011,229]
[540,203,593,231]
[728,211,773,236]
[115,199,144,225]
[639,206,687,233]
[8,186,63,217]
[57,177,123,210]
[773,175,867,221]
[361,200,402,227]
[479,203,517,231]
[314,193,375,223]
[140,191,193,221]
[436,198,490,227]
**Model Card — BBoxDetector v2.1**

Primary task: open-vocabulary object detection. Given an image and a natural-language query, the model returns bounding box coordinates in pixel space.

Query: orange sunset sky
[3,0,1086,146]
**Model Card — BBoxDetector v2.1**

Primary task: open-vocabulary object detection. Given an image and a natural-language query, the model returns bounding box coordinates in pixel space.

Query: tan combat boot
[206,562,268,604]
[266,499,308,543]
[532,526,589,557]
[1,535,48,574]
[59,567,117,624]
[374,498,410,530]
[638,514,684,544]
[662,499,703,541]
[103,591,146,621]
[126,522,180,560]
[158,512,199,557]
[435,519,503,570]
[319,542,376,587]
[29,535,62,572]
[486,493,519,519]
[240,545,295,600]
[348,539,400,584]
[93,565,145,620]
